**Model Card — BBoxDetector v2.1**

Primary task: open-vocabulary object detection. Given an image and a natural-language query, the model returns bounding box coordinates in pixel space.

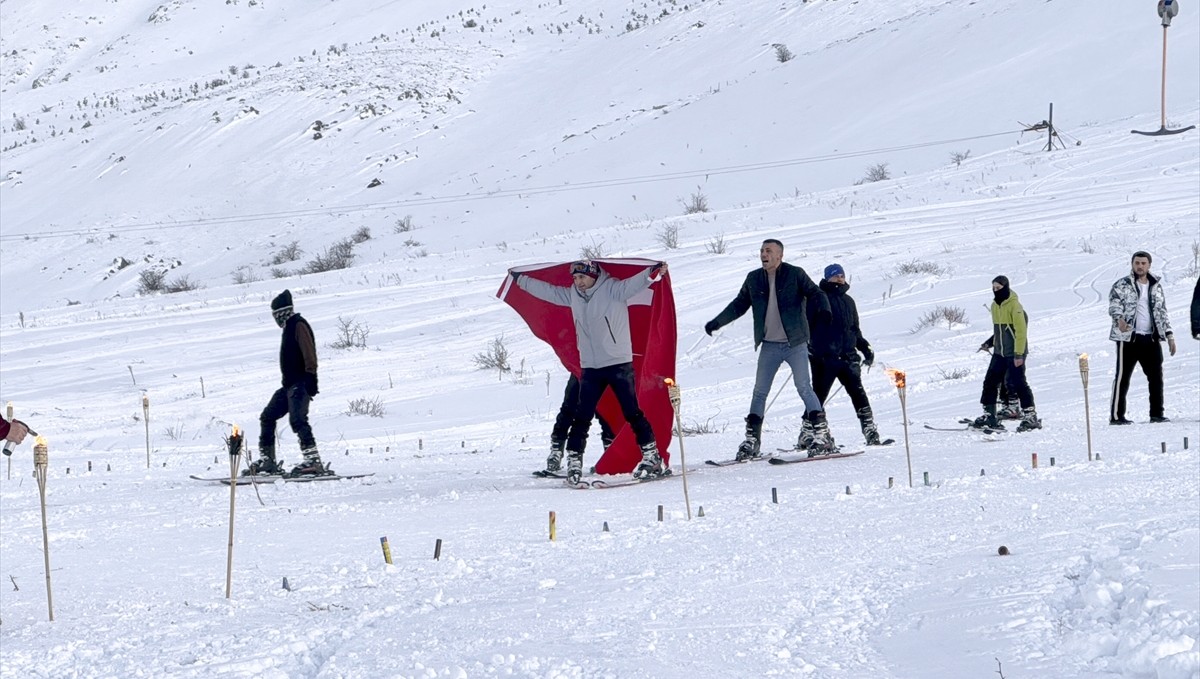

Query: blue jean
[750,341,822,417]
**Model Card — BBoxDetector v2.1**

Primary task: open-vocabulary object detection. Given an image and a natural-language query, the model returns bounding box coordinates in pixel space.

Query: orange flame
[232,425,240,437]
[34,435,48,448]
[885,368,906,389]
[663,378,675,386]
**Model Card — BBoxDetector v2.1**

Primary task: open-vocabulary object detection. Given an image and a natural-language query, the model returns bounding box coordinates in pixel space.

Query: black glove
[704,320,719,336]
[304,373,319,397]
[861,346,875,368]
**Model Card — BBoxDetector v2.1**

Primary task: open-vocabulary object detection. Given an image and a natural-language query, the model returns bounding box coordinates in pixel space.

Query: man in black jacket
[1191,278,1200,341]
[248,289,326,476]
[804,264,885,447]
[705,239,836,458]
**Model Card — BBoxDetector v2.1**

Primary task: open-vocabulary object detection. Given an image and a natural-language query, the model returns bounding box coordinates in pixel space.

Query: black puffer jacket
[806,280,872,360]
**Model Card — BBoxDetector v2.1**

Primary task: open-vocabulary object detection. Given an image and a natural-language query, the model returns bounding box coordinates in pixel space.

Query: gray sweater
[518,268,655,369]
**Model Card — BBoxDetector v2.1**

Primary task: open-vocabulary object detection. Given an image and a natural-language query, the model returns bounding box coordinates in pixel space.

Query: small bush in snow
[674,416,726,437]
[949,150,971,167]
[894,259,947,276]
[164,275,203,293]
[681,187,709,215]
[330,316,370,349]
[302,239,355,274]
[347,396,385,417]
[270,267,292,279]
[232,267,260,284]
[579,240,606,259]
[936,365,971,380]
[910,306,968,333]
[351,225,371,244]
[856,162,891,185]
[271,241,303,265]
[705,233,728,255]
[656,222,680,250]
[393,215,415,233]
[773,44,794,63]
[137,269,167,294]
[473,335,511,372]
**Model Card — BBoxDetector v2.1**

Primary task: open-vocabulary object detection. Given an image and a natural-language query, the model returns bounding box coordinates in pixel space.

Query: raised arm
[516,273,572,306]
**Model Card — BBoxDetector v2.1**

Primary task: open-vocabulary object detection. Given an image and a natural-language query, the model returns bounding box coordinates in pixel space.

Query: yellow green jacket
[990,292,1027,357]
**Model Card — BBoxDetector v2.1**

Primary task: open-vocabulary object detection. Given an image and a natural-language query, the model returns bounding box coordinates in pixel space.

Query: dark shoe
[243,455,281,476]
[566,451,584,485]
[796,419,815,450]
[1015,407,1042,433]
[970,405,1000,430]
[633,443,665,479]
[736,414,763,461]
[288,447,328,476]
[1109,418,1134,426]
[998,399,1022,420]
[857,406,881,446]
[546,438,565,472]
[806,411,837,457]
[1149,416,1171,423]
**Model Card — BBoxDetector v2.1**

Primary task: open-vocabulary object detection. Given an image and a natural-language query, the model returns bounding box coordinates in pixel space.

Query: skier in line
[513,260,668,485]
[981,336,1031,420]
[970,276,1040,432]
[801,263,885,448]
[1108,251,1176,424]
[703,239,837,459]
[544,373,616,474]
[247,289,327,476]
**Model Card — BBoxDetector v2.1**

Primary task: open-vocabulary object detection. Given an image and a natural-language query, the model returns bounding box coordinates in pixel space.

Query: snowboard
[767,450,865,465]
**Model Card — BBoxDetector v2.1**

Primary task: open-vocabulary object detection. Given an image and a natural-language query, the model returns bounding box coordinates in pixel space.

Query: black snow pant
[260,382,316,455]
[567,362,654,454]
[809,353,872,413]
[1109,336,1164,421]
[553,374,615,445]
[980,354,1033,409]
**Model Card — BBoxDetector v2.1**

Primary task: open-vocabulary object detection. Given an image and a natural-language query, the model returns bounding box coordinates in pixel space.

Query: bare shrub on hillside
[855,162,891,185]
[302,239,355,274]
[351,225,371,244]
[393,215,415,233]
[681,187,709,215]
[949,150,971,167]
[894,259,948,276]
[473,335,511,373]
[232,267,261,284]
[656,222,680,250]
[329,316,370,349]
[270,267,292,279]
[911,306,968,333]
[271,240,303,265]
[936,365,971,380]
[705,233,728,255]
[1080,239,1096,255]
[579,240,606,260]
[164,275,203,293]
[137,269,166,294]
[773,44,794,63]
[347,396,385,417]
[674,416,726,437]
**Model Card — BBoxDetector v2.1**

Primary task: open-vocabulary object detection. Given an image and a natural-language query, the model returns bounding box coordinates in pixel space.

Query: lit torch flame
[34,435,48,449]
[1078,353,1089,370]
[885,368,906,389]
[663,378,675,386]
[232,425,240,437]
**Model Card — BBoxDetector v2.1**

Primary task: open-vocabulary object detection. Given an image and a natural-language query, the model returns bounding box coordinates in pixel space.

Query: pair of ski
[532,468,674,489]
[190,472,375,485]
[706,448,867,467]
[923,419,1007,436]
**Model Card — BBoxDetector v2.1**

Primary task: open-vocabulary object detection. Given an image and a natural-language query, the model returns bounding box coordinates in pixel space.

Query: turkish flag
[497,258,677,474]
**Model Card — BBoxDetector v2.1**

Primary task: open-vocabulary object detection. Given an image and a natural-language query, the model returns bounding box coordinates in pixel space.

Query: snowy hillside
[1,0,1199,677]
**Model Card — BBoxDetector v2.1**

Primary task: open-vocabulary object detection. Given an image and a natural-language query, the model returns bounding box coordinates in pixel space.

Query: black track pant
[980,354,1033,409]
[1109,336,1164,420]
[567,363,654,453]
[553,374,615,444]
[260,382,315,453]
[809,353,872,413]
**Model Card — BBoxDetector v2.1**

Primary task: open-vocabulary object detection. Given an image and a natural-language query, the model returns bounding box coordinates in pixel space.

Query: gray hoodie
[518,267,656,369]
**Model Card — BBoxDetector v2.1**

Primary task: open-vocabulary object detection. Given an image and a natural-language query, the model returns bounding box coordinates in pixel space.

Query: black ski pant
[567,362,654,454]
[260,382,316,455]
[553,374,615,445]
[809,353,872,413]
[980,354,1033,409]
[1109,336,1164,420]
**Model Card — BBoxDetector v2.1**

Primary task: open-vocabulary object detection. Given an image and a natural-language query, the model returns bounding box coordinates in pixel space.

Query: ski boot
[565,450,584,485]
[796,418,815,451]
[243,448,282,476]
[288,446,328,476]
[857,406,882,446]
[969,405,1001,430]
[806,411,838,457]
[736,414,763,461]
[1015,407,1042,432]
[997,397,1022,420]
[546,437,566,473]
[632,442,665,479]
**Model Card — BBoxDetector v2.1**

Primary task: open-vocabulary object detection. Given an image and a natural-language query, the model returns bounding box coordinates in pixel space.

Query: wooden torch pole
[1080,354,1093,462]
[225,426,243,599]
[665,378,692,520]
[142,394,151,469]
[34,436,54,621]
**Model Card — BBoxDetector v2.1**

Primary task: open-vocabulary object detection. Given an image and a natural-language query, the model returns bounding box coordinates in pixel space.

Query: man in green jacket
[971,276,1040,432]
[705,239,836,457]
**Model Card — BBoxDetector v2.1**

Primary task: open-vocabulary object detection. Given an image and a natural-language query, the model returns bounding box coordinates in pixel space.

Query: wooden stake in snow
[548,511,557,541]
[200,377,206,399]
[771,487,778,504]
[142,394,151,469]
[886,368,914,487]
[5,401,12,481]
[664,378,692,520]
[1079,354,1094,462]
[434,538,443,561]
[379,537,393,565]
[224,426,244,599]
[1031,453,1039,469]
[33,436,54,621]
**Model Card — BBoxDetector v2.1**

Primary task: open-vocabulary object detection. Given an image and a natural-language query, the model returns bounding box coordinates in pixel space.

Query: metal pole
[1161,25,1169,130]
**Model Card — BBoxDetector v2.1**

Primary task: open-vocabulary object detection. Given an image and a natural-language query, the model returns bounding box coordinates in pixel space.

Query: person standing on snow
[703,239,837,459]
[1189,277,1199,341]
[544,372,616,474]
[513,260,668,485]
[970,276,1040,432]
[802,263,886,448]
[1108,251,1176,424]
[248,289,327,476]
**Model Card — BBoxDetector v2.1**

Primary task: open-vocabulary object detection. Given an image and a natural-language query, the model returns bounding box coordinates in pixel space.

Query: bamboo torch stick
[886,368,913,488]
[34,436,54,621]
[225,426,244,599]
[1079,353,1093,462]
[664,378,692,520]
[6,401,12,480]
[142,394,151,469]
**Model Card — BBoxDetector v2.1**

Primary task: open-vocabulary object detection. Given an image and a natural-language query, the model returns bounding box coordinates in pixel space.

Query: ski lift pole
[1134,1,1195,135]
[664,379,693,520]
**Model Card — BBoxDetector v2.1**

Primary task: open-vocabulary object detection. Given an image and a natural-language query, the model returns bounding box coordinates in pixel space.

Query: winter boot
[857,406,882,446]
[288,446,328,476]
[806,411,838,457]
[970,404,1001,430]
[796,418,815,451]
[1016,407,1042,432]
[243,448,281,476]
[546,437,566,472]
[632,442,665,479]
[998,397,1022,420]
[736,414,764,461]
[565,450,584,485]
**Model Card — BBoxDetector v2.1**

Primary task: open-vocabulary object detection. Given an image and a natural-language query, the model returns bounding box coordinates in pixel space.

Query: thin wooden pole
[665,379,692,520]
[34,439,54,621]
[142,394,151,469]
[225,430,243,599]
[899,388,913,488]
[6,401,12,480]
[1080,355,1093,461]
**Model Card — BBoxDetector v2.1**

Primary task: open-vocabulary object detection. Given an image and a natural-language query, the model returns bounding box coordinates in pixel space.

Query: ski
[571,470,675,489]
[532,469,567,479]
[190,473,375,485]
[869,438,897,447]
[926,423,1004,435]
[767,451,865,465]
[776,444,846,454]
[705,456,770,468]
